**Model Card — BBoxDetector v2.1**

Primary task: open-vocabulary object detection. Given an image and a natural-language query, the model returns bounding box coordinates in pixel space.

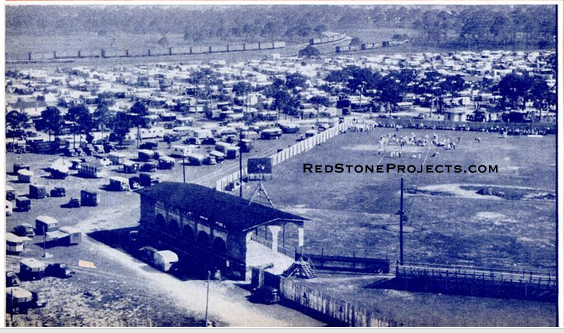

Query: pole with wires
[399,177,404,265]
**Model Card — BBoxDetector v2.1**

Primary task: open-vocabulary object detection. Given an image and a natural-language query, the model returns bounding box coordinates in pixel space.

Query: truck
[46,263,75,279]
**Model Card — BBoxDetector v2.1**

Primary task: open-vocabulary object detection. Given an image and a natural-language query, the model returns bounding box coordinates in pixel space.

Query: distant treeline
[6,5,556,49]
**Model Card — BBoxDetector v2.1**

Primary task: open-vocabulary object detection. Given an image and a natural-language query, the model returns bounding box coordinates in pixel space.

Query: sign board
[247,157,273,180]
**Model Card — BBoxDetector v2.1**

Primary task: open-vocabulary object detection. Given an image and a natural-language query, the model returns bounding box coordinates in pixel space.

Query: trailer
[108,176,131,191]
[45,227,82,247]
[18,169,34,183]
[16,198,31,212]
[19,258,47,281]
[36,215,59,235]
[7,233,26,254]
[6,287,34,314]
[138,149,155,161]
[81,190,100,206]
[123,160,140,174]
[29,184,47,199]
[261,128,283,140]
[171,145,192,158]
[187,153,206,166]
[153,250,179,272]
[225,146,240,160]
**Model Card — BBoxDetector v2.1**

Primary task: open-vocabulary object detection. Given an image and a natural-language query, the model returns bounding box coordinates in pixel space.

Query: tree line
[6,5,556,48]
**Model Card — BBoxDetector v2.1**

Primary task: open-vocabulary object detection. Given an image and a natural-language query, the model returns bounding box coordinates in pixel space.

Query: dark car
[140,163,157,173]
[14,223,35,237]
[249,286,280,304]
[50,187,66,197]
[140,142,159,150]
[63,198,81,208]
[46,263,75,279]
[6,271,21,287]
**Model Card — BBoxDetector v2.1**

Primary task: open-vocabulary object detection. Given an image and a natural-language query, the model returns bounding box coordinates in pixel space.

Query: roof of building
[138,182,307,232]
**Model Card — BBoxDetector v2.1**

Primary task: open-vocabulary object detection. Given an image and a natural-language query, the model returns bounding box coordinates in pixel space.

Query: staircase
[283,257,318,279]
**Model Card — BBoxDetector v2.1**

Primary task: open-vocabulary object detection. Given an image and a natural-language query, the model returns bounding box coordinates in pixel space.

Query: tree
[309,95,331,125]
[67,105,93,147]
[440,74,466,103]
[130,101,150,147]
[496,73,532,110]
[111,111,133,145]
[93,104,113,142]
[40,106,63,142]
[6,110,30,145]
[349,37,363,47]
[285,73,307,90]
[378,76,405,113]
[298,45,320,59]
[232,82,253,96]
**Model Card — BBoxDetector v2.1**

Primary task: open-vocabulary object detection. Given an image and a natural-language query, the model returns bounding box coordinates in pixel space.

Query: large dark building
[138,182,308,279]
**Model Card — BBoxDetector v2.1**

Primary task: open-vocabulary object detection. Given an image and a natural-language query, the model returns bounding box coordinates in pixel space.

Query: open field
[249,127,557,273]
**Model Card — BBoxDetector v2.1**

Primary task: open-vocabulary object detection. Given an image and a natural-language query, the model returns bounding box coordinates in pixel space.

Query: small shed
[36,215,59,235]
[81,190,100,206]
[29,184,47,199]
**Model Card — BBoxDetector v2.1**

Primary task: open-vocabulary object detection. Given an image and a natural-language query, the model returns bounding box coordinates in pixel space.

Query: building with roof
[138,182,308,279]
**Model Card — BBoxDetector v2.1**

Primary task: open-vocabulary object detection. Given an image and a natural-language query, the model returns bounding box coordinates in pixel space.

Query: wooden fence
[216,120,353,192]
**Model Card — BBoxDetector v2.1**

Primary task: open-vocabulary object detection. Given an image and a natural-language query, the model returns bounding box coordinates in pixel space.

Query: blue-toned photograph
[3,2,560,327]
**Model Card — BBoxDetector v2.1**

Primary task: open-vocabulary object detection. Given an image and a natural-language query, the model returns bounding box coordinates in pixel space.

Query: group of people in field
[378,132,467,159]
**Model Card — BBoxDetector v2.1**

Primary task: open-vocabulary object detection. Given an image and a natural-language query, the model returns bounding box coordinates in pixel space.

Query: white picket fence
[216,120,352,192]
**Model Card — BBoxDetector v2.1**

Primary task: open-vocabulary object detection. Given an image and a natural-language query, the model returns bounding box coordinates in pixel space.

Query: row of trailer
[22,41,286,62]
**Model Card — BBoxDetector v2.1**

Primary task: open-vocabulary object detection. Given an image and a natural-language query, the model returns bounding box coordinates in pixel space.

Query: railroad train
[309,33,347,46]
[22,41,286,62]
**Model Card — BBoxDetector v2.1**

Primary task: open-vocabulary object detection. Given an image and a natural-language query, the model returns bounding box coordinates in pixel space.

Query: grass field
[253,127,557,273]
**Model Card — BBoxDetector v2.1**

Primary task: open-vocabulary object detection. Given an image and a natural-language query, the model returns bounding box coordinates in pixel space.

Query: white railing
[216,120,353,192]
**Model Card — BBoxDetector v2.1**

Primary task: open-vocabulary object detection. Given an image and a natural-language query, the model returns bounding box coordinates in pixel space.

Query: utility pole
[43,225,46,258]
[204,270,211,326]
[399,177,404,265]
[239,129,243,198]
[182,155,186,183]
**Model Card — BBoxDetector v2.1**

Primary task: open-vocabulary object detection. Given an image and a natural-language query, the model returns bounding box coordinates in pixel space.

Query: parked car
[46,263,75,279]
[63,198,81,208]
[138,246,158,264]
[140,142,159,150]
[249,286,280,304]
[50,187,66,197]
[6,271,21,287]
[14,223,35,237]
